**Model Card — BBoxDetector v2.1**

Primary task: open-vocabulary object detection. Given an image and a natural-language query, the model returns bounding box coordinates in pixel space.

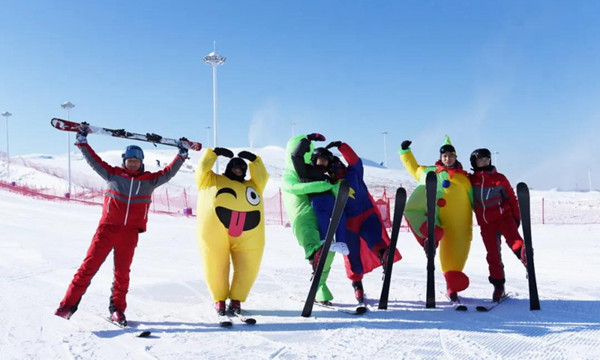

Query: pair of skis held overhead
[301,172,539,317]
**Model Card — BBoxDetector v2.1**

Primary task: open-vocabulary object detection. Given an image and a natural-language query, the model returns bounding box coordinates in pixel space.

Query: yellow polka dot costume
[195,149,269,302]
[399,136,473,294]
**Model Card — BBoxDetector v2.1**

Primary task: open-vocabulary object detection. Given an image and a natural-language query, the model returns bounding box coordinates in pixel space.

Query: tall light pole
[203,43,226,172]
[61,101,75,197]
[493,151,500,169]
[205,126,211,148]
[382,131,388,168]
[1,111,11,179]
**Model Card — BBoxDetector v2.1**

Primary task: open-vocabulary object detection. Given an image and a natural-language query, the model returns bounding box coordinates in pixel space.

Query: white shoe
[329,242,349,255]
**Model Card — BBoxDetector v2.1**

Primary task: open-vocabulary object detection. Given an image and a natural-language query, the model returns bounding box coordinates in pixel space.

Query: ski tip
[219,321,233,328]
[243,318,257,325]
[354,306,367,315]
[137,331,152,338]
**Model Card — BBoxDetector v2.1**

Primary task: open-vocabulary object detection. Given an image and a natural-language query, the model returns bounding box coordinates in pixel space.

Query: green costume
[281,134,337,302]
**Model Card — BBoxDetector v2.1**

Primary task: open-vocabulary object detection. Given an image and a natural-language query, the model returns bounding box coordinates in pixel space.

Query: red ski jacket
[78,143,185,232]
[469,167,520,226]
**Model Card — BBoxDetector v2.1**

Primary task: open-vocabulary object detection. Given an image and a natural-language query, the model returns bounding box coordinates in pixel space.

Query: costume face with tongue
[195,148,269,304]
[214,186,261,237]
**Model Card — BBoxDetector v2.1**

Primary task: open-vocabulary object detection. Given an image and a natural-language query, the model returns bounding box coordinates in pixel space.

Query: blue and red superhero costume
[333,143,402,281]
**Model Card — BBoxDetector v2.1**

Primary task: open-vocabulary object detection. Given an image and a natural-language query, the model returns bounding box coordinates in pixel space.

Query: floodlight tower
[61,101,75,197]
[382,131,388,168]
[1,111,12,178]
[205,126,211,147]
[203,43,226,172]
[493,151,500,169]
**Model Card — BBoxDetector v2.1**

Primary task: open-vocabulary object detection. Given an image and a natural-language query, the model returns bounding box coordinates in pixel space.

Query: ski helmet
[439,135,456,155]
[470,148,492,170]
[225,157,248,182]
[439,144,456,155]
[122,145,144,161]
[310,147,333,166]
[329,156,347,180]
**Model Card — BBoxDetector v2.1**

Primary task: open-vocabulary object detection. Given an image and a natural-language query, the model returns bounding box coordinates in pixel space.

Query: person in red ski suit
[469,148,526,302]
[54,127,188,325]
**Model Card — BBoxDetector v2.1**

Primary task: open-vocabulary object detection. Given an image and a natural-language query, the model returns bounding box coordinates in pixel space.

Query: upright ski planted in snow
[425,171,437,308]
[517,182,541,311]
[51,118,202,151]
[301,180,350,317]
[378,187,407,310]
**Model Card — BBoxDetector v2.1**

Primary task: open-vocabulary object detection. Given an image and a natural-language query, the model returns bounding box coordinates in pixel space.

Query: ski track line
[268,345,288,359]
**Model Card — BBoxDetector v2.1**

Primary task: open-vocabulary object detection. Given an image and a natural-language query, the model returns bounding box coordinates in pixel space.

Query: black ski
[444,293,467,311]
[217,312,233,328]
[450,300,467,311]
[378,187,407,310]
[516,182,541,311]
[229,309,257,325]
[301,180,350,317]
[103,316,152,337]
[425,171,437,308]
[475,293,510,312]
[313,300,367,315]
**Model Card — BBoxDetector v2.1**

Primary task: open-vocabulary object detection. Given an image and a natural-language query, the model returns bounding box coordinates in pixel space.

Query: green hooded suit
[281,134,337,302]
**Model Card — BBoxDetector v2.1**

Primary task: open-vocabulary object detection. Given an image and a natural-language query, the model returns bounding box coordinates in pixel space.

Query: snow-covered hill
[4,146,414,198]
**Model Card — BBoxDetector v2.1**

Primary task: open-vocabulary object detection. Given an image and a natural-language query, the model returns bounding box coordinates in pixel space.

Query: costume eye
[246,186,260,206]
[216,187,237,198]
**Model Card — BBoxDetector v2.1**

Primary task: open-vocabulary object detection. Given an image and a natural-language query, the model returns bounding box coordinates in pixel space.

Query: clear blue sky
[1,0,599,190]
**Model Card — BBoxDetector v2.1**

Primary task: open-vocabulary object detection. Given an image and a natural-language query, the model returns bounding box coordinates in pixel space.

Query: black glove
[78,122,90,136]
[177,137,189,159]
[326,141,342,149]
[515,217,521,228]
[75,122,89,145]
[238,150,257,162]
[401,140,412,150]
[307,133,326,141]
[213,147,233,158]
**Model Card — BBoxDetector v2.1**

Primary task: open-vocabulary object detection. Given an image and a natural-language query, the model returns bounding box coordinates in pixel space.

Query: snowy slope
[1,148,599,360]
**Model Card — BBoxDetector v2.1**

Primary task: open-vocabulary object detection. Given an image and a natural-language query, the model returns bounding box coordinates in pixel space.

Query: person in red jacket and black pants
[54,126,188,326]
[469,148,526,302]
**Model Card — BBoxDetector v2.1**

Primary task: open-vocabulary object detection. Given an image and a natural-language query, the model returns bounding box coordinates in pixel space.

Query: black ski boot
[489,277,506,302]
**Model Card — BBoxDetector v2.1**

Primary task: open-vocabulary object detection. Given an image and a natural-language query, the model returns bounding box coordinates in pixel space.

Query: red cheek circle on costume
[437,198,447,207]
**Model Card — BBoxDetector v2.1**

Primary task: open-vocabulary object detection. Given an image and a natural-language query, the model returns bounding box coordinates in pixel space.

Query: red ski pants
[59,224,139,313]
[479,216,523,280]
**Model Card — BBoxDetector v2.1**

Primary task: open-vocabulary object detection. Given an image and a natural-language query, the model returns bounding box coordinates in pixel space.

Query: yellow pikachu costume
[195,148,269,303]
